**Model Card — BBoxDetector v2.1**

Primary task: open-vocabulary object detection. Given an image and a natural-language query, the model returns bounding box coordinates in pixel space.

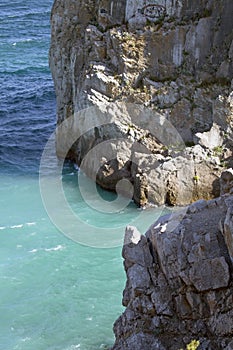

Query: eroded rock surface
[50,0,233,206]
[112,193,233,350]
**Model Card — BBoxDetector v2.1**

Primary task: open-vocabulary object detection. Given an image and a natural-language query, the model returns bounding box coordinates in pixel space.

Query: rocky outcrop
[50,0,233,206]
[112,186,233,349]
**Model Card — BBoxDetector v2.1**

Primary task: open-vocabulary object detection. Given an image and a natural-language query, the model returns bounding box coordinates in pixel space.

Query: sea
[0,1,167,349]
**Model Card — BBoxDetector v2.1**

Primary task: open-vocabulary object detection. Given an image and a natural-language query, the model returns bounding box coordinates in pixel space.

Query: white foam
[44,245,64,252]
[86,316,93,321]
[21,337,31,342]
[10,224,23,229]
[69,345,80,350]
[0,226,6,230]
[26,222,36,226]
[29,248,38,253]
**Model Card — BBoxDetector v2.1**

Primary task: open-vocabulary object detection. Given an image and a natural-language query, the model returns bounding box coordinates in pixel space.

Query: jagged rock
[112,195,233,350]
[123,226,153,269]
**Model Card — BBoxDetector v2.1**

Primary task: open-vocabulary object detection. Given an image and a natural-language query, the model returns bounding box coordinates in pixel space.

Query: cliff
[50,0,233,206]
[112,170,233,350]
[49,2,233,348]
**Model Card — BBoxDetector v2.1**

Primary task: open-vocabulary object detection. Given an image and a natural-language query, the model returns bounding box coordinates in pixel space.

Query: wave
[44,245,65,252]
[66,345,81,350]
[13,38,33,43]
[29,248,38,253]
[0,65,51,75]
[5,10,51,19]
[0,0,56,173]
[29,245,65,254]
[0,86,56,111]
[10,224,23,229]
[0,221,37,231]
[0,4,51,21]
[9,37,49,47]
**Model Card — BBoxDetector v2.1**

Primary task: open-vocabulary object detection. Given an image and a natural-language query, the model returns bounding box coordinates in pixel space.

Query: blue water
[0,1,166,349]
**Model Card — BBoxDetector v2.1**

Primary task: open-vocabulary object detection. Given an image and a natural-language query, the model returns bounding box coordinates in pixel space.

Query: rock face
[50,0,233,206]
[112,192,233,350]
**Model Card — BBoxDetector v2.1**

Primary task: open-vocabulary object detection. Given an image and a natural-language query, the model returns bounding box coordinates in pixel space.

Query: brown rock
[220,169,233,195]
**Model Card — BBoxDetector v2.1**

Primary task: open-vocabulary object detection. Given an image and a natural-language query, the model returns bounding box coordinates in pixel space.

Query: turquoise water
[0,1,166,349]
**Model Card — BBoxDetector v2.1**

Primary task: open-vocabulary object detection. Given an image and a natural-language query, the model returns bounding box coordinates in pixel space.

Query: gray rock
[194,123,223,150]
[124,225,141,246]
[112,195,233,349]
[126,264,151,291]
[123,226,153,268]
[189,257,230,292]
[223,205,233,259]
[112,332,166,350]
[225,340,233,350]
[188,199,207,213]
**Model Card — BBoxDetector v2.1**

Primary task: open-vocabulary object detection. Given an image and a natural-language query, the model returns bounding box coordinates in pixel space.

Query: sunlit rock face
[50,0,233,206]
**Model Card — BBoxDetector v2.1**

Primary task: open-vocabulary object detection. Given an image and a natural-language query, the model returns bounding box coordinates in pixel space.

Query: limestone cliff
[112,171,233,350]
[50,0,233,206]
[49,3,233,347]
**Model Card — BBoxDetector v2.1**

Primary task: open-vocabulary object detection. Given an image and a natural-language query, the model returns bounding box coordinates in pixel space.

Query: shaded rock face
[221,168,233,195]
[50,0,233,206]
[112,193,233,350]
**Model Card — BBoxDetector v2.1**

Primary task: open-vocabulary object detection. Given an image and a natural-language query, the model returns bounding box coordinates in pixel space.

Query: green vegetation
[213,145,223,156]
[179,339,200,350]
[183,50,189,57]
[193,175,200,182]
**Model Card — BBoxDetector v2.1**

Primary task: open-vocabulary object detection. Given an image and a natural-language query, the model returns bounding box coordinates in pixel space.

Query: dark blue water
[0,0,56,175]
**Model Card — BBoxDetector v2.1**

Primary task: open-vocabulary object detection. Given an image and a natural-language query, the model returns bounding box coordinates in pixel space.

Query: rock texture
[112,184,233,349]
[50,0,233,206]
